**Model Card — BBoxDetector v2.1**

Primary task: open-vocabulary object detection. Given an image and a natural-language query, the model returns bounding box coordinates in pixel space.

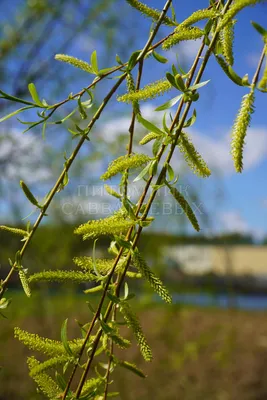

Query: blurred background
[1,0,267,399]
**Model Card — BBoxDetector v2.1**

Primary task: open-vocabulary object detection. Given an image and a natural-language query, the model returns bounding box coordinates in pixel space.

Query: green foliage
[1,1,267,398]
[231,89,255,172]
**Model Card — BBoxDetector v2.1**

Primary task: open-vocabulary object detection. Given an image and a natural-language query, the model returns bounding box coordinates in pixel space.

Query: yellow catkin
[118,79,172,103]
[162,27,204,50]
[55,54,93,73]
[126,0,176,26]
[218,0,262,31]
[101,154,150,180]
[178,132,211,178]
[178,8,216,28]
[169,186,200,232]
[220,20,236,65]
[231,89,255,172]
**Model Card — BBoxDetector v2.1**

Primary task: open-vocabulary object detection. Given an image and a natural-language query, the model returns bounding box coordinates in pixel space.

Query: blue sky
[1,0,267,240]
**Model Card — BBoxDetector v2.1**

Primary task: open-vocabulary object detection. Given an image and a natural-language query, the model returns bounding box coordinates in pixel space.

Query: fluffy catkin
[169,186,200,232]
[55,54,93,73]
[179,8,217,28]
[120,301,152,361]
[218,0,263,31]
[231,89,255,172]
[132,248,172,303]
[101,154,150,180]
[162,27,204,50]
[220,20,236,65]
[118,79,172,103]
[126,0,176,26]
[178,132,211,178]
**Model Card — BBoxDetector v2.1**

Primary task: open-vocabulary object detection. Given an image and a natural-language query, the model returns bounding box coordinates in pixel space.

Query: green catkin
[179,8,217,28]
[14,327,84,356]
[73,256,138,278]
[139,132,161,145]
[220,20,236,65]
[101,154,150,180]
[109,331,131,349]
[119,361,146,378]
[28,270,95,284]
[104,184,121,199]
[55,54,93,73]
[258,47,267,89]
[126,73,141,116]
[117,79,172,103]
[169,186,200,232]
[218,0,263,31]
[126,0,176,26]
[120,301,152,362]
[231,89,255,172]
[81,377,105,397]
[178,132,211,178]
[27,355,69,376]
[19,269,31,297]
[27,357,61,399]
[74,210,134,240]
[0,225,28,237]
[162,27,204,50]
[132,249,172,304]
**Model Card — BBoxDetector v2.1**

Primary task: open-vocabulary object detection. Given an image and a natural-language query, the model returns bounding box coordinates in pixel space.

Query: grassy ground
[2,290,267,399]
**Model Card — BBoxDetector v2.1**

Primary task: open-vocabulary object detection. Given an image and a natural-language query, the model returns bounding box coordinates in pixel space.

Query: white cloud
[0,128,52,183]
[166,39,203,64]
[219,210,265,240]
[219,210,250,233]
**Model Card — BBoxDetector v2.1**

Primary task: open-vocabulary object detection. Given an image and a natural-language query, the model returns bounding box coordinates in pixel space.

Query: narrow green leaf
[133,162,151,182]
[0,106,34,123]
[155,94,182,111]
[0,89,36,106]
[167,164,175,181]
[128,50,141,70]
[61,319,73,357]
[28,83,43,107]
[91,50,98,74]
[166,72,179,89]
[184,109,197,128]
[251,21,267,38]
[137,114,164,135]
[152,51,168,64]
[189,80,210,91]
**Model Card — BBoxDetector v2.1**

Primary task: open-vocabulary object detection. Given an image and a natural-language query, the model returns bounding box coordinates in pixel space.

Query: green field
[2,290,267,400]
